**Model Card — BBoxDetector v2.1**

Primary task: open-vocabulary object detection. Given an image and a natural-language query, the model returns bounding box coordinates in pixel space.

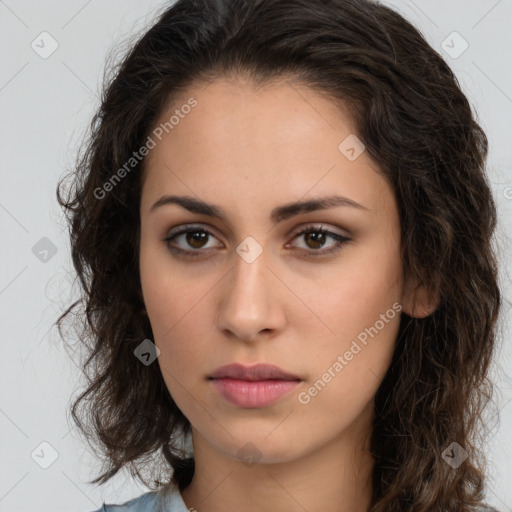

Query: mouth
[208,363,302,408]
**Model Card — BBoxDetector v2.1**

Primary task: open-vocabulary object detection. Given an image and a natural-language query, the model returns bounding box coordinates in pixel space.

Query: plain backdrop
[0,0,511,511]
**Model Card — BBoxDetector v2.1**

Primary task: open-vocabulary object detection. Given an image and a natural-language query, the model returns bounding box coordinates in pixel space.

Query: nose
[216,248,286,343]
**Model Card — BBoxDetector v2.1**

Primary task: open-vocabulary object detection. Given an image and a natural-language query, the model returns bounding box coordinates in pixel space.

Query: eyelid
[288,223,350,241]
[165,223,223,244]
[165,222,349,240]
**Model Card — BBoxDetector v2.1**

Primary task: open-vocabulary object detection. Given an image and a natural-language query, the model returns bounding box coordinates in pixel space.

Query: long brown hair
[56,0,501,509]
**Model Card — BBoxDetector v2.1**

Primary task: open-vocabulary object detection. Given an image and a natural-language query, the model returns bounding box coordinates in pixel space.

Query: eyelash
[163,224,351,259]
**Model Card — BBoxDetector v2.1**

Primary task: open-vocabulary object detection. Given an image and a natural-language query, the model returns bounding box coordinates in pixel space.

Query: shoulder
[89,490,159,511]
[89,484,189,512]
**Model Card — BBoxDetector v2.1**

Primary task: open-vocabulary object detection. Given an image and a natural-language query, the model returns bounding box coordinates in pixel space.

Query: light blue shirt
[90,484,501,512]
[90,483,190,511]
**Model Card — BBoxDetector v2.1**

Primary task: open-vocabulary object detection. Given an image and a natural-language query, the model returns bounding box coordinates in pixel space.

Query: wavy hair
[56,0,502,509]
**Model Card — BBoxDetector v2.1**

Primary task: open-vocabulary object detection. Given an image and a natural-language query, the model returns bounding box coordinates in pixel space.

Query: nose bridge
[217,242,281,340]
[229,244,270,312]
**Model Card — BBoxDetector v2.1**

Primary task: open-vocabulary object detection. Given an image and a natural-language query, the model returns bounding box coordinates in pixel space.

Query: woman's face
[139,76,411,466]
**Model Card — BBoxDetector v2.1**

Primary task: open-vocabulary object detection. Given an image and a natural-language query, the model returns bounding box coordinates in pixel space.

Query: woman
[56,0,502,510]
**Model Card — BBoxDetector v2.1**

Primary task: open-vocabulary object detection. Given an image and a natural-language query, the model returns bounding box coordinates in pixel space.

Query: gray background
[0,0,511,510]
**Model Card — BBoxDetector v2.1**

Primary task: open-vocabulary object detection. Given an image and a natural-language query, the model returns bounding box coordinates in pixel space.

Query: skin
[139,75,432,512]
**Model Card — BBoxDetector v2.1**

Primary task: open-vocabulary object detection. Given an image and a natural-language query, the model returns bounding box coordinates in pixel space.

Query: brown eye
[164,226,222,257]
[185,230,210,249]
[164,224,350,259]
[289,226,351,256]
[303,230,328,249]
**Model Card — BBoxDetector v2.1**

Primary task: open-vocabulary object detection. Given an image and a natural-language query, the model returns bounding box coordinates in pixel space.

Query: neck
[181,403,375,512]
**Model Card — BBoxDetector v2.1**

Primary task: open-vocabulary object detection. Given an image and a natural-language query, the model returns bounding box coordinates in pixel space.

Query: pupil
[188,231,207,248]
[307,232,325,249]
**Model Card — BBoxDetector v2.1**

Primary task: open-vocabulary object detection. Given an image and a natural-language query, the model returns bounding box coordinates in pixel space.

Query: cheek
[317,242,402,338]
[303,282,400,431]
[139,246,212,370]
[345,264,400,324]
[140,240,203,336]
[141,276,210,374]
[303,240,402,399]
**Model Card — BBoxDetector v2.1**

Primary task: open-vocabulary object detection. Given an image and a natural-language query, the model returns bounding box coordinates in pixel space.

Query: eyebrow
[149,194,368,223]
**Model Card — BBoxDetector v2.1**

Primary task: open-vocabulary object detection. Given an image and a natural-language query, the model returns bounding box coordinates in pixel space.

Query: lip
[210,379,301,408]
[209,363,301,381]
[208,363,302,408]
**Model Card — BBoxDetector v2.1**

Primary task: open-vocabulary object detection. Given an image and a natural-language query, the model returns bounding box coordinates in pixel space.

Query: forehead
[141,76,394,217]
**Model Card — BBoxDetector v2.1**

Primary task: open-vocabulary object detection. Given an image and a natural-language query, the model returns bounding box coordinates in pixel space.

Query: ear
[401,273,439,318]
